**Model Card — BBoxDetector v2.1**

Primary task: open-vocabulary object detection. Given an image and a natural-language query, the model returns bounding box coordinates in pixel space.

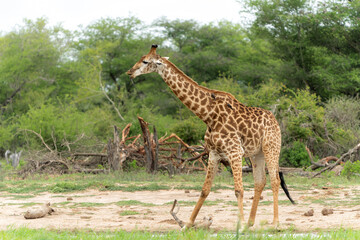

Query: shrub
[17,102,112,151]
[280,141,311,168]
[341,161,360,177]
[171,116,206,145]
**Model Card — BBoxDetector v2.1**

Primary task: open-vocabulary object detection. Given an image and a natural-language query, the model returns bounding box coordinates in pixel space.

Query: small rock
[285,218,294,221]
[250,196,263,200]
[355,213,360,219]
[304,209,314,216]
[67,197,73,201]
[321,208,334,216]
[185,190,190,193]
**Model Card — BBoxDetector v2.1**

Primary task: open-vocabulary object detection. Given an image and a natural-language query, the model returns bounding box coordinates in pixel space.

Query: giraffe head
[126,45,168,79]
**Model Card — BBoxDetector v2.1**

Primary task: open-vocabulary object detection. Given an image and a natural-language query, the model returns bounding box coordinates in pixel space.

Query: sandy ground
[1,185,360,232]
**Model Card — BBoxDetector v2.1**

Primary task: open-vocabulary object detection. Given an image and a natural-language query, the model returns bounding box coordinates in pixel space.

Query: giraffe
[126,45,295,229]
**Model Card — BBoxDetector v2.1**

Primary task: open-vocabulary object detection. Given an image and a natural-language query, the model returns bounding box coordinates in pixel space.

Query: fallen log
[24,203,54,219]
[73,153,107,157]
[306,146,340,170]
[312,142,360,178]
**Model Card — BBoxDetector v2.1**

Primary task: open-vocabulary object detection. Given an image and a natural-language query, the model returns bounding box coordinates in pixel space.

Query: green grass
[1,169,359,195]
[1,194,36,200]
[101,183,171,192]
[119,210,140,216]
[1,227,360,240]
[116,200,156,207]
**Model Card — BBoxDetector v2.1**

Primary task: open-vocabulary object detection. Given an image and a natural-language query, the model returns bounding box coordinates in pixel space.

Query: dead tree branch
[169,199,213,229]
[21,129,54,153]
[99,71,125,121]
[170,199,184,228]
[312,142,360,178]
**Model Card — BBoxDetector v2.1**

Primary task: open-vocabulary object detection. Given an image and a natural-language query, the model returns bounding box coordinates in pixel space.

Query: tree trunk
[107,125,122,171]
[152,126,159,173]
[138,117,158,173]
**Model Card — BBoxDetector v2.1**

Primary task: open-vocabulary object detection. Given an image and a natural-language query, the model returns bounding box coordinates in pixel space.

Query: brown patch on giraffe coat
[219,104,225,112]
[190,84,194,92]
[245,119,252,128]
[201,98,207,105]
[225,124,235,132]
[178,95,186,101]
[194,88,199,96]
[192,103,200,111]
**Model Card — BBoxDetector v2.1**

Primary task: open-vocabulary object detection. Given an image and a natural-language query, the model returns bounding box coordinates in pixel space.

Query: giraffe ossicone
[126,45,295,229]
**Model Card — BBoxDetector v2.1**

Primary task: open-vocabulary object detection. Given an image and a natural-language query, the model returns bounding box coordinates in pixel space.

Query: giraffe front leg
[183,150,219,230]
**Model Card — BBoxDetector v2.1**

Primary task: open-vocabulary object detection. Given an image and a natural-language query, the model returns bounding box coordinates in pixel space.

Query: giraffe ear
[163,57,169,60]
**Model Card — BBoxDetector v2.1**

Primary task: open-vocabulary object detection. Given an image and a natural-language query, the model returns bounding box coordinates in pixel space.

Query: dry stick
[73,153,107,157]
[21,129,54,152]
[130,134,141,147]
[306,146,327,169]
[99,72,125,121]
[170,199,184,228]
[120,123,132,145]
[172,152,208,162]
[312,142,360,178]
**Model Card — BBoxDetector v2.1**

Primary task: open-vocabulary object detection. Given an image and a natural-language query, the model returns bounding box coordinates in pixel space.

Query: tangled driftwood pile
[20,117,208,176]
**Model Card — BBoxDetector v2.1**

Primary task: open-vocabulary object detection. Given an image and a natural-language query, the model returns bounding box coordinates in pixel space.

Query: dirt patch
[0,186,360,232]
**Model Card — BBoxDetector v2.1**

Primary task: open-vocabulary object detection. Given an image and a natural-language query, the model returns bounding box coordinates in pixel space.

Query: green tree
[0,18,72,116]
[246,0,360,99]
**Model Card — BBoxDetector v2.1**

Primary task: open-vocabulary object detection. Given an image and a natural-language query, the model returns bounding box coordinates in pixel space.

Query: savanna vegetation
[1,0,360,170]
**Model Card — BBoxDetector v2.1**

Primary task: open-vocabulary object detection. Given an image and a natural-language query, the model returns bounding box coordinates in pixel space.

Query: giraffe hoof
[271,221,280,230]
[181,223,194,231]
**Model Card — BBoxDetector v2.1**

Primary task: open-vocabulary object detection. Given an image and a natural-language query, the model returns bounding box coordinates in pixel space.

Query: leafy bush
[280,141,311,168]
[324,96,360,154]
[17,102,113,151]
[279,88,325,142]
[171,116,206,145]
[341,161,360,177]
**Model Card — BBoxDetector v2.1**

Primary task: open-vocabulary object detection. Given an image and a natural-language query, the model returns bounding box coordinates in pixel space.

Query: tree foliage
[0,2,359,168]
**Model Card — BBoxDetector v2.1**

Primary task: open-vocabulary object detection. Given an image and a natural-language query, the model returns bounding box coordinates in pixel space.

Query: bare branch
[170,200,184,228]
[21,129,54,152]
[99,71,125,121]
[312,143,360,178]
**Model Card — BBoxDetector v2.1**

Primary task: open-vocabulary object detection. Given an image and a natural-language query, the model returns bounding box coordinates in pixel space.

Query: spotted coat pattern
[126,45,282,228]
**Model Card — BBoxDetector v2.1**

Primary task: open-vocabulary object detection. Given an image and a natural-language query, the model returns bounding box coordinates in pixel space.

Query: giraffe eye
[142,60,149,64]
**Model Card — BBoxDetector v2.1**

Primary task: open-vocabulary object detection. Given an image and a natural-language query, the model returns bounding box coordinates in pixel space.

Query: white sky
[0,0,246,33]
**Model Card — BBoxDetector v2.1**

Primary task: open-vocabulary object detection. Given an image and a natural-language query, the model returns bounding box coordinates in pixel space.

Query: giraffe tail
[279,172,296,204]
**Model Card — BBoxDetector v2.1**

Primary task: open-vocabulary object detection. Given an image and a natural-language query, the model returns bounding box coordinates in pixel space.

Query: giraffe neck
[157,60,213,123]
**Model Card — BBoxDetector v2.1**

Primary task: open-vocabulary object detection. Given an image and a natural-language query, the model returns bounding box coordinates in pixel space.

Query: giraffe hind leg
[226,149,245,226]
[248,153,266,227]
[263,150,281,227]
